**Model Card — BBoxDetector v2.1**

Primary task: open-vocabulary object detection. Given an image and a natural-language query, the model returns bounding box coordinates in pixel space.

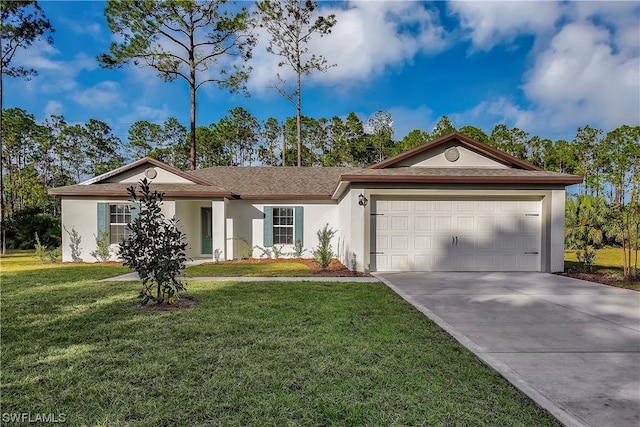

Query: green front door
[201,207,213,255]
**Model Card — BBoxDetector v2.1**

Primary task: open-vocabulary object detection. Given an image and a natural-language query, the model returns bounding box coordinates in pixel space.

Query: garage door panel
[391,215,409,230]
[435,216,452,230]
[414,235,431,250]
[373,199,541,272]
[457,216,475,232]
[390,235,408,250]
[414,216,432,230]
[391,254,409,270]
[414,255,433,270]
[456,254,477,270]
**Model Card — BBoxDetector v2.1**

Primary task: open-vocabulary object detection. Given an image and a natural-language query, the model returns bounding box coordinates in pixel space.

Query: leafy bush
[577,246,597,272]
[6,208,60,249]
[255,245,272,259]
[47,247,62,263]
[119,178,188,305]
[272,245,285,259]
[292,239,306,258]
[314,224,336,269]
[35,233,62,263]
[64,225,83,262]
[34,233,48,263]
[90,230,111,262]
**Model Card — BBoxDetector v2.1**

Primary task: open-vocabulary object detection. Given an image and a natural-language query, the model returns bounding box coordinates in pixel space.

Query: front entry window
[109,204,132,244]
[273,207,294,244]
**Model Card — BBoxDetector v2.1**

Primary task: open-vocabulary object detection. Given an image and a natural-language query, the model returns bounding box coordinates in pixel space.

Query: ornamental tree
[120,178,188,304]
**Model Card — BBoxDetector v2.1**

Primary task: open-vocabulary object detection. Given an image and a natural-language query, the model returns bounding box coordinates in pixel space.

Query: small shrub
[351,252,357,274]
[213,248,223,262]
[90,230,111,262]
[255,245,273,259]
[34,233,48,263]
[291,239,306,258]
[64,225,83,262]
[577,246,597,272]
[272,245,285,259]
[47,247,62,263]
[314,224,337,269]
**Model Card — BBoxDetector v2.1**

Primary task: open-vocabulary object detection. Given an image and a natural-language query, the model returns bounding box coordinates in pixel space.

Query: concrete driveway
[375,272,640,427]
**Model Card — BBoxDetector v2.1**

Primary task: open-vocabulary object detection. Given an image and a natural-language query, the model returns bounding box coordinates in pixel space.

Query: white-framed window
[273,207,294,245]
[109,204,132,244]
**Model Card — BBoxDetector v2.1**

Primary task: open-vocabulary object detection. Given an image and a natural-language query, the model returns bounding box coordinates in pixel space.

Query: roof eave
[79,157,213,186]
[340,175,584,185]
[48,189,236,198]
[369,132,543,171]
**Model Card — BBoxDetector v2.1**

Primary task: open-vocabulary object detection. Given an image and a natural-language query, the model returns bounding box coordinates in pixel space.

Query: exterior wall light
[358,193,368,207]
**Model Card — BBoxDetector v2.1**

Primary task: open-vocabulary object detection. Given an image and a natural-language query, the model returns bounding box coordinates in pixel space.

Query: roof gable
[371,132,542,171]
[80,157,212,186]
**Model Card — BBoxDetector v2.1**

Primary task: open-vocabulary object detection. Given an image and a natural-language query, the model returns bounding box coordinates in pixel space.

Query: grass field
[565,248,640,290]
[1,252,560,426]
[185,260,311,277]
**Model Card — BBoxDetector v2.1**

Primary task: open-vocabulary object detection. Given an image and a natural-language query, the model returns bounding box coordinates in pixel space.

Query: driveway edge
[374,273,590,427]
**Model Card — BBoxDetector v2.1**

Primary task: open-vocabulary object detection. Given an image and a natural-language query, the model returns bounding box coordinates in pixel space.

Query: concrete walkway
[102,271,379,283]
[375,272,640,427]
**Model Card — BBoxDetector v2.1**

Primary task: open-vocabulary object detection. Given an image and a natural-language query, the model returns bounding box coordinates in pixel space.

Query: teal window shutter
[263,206,273,246]
[130,202,139,222]
[97,203,108,234]
[294,206,303,246]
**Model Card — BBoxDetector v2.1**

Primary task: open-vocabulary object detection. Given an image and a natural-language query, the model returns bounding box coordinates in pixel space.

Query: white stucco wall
[60,197,175,262]
[105,165,194,184]
[394,141,510,169]
[336,189,368,272]
[225,200,341,260]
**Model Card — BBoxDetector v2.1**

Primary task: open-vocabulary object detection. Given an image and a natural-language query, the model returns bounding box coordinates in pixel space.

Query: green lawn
[185,260,311,277]
[1,252,560,426]
[565,248,640,290]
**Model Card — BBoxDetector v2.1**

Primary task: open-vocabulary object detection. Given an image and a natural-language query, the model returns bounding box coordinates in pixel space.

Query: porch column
[549,189,566,273]
[212,200,227,261]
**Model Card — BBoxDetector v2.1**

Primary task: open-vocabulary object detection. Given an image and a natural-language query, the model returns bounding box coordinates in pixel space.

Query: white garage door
[372,199,541,272]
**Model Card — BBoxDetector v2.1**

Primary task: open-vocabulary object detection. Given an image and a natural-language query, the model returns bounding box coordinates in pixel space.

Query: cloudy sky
[4,1,639,143]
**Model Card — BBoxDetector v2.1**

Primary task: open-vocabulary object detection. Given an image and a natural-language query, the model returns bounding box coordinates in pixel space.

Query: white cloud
[71,81,125,109]
[448,0,561,51]
[44,101,64,117]
[523,22,639,130]
[386,105,435,139]
[247,1,450,94]
[451,97,535,132]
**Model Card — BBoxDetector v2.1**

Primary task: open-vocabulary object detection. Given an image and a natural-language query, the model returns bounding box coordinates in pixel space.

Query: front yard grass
[565,248,640,291]
[185,259,312,277]
[1,252,560,426]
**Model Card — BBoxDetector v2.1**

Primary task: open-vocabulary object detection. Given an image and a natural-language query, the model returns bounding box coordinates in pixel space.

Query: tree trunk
[0,73,5,254]
[296,70,302,168]
[189,18,197,171]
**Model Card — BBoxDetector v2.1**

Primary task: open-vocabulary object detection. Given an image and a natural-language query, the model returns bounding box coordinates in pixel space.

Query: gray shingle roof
[189,166,361,199]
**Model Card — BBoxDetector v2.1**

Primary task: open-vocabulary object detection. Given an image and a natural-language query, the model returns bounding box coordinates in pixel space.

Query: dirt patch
[558,271,639,290]
[136,295,199,311]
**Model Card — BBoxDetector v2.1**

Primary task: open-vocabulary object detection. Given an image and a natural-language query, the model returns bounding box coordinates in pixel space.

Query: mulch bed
[559,271,639,288]
[206,258,371,277]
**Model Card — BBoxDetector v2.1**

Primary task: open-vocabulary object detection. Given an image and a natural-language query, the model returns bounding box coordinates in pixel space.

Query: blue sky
[5,1,639,144]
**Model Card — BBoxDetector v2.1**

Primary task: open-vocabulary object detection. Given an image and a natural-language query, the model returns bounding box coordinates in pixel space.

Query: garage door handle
[525,251,539,255]
[455,236,458,245]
